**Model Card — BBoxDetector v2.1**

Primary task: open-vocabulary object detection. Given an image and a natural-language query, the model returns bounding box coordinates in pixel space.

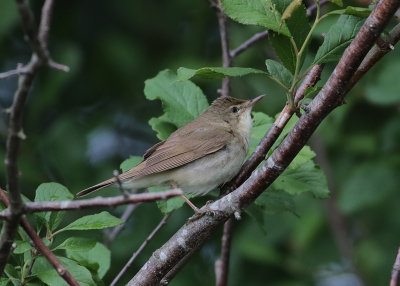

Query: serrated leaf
[313,15,364,64]
[34,183,73,232]
[265,59,293,88]
[56,211,123,234]
[144,69,209,139]
[250,112,274,155]
[221,0,290,35]
[269,32,297,74]
[148,118,177,140]
[177,67,266,81]
[53,237,96,252]
[120,156,142,173]
[326,6,371,18]
[32,256,95,286]
[66,242,110,279]
[272,161,330,198]
[13,241,31,254]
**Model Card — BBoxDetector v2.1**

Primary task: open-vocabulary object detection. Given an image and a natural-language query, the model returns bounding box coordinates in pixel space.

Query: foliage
[0,0,399,285]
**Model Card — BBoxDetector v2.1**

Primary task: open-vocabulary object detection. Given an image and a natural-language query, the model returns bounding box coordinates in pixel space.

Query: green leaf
[304,85,322,98]
[0,278,11,286]
[221,0,290,35]
[34,183,74,232]
[250,112,274,155]
[265,59,293,88]
[255,190,297,215]
[151,186,187,213]
[144,69,209,139]
[53,237,96,252]
[313,15,364,64]
[55,211,123,234]
[120,156,142,173]
[32,256,95,286]
[277,0,309,49]
[269,32,297,74]
[287,145,316,169]
[325,6,372,18]
[13,240,31,254]
[177,67,266,81]
[66,242,110,279]
[273,161,330,198]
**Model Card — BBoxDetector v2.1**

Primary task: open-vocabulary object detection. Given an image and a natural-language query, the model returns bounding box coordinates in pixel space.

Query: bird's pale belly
[123,141,248,196]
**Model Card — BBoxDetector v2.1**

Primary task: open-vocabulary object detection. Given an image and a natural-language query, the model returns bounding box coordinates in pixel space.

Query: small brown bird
[77,95,264,210]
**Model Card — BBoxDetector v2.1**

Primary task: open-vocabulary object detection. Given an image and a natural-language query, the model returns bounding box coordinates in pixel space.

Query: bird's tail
[76,178,117,197]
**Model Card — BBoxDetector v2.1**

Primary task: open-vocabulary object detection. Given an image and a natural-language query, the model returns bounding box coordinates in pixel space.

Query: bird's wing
[119,127,232,181]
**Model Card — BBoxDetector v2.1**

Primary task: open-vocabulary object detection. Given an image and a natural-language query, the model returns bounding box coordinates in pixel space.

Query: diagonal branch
[127,1,400,284]
[390,246,400,286]
[0,190,79,285]
[215,218,234,286]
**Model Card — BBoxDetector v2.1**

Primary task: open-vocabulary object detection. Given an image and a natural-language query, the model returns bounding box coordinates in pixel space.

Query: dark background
[1,1,400,285]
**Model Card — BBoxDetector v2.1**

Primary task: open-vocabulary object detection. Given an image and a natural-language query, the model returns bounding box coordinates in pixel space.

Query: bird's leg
[169,181,200,213]
[180,195,200,213]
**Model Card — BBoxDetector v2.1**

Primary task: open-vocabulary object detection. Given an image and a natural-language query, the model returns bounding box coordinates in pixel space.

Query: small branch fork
[0,190,79,286]
[127,1,400,284]
[0,0,69,275]
[391,246,400,286]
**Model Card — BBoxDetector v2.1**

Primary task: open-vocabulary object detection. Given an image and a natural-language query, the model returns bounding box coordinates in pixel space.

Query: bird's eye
[230,106,239,113]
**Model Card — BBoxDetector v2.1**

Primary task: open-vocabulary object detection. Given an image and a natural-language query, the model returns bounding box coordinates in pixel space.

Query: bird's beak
[248,94,266,107]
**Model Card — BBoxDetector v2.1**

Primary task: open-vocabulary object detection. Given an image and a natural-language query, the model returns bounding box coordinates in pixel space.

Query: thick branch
[0,189,183,218]
[128,1,400,284]
[0,190,79,285]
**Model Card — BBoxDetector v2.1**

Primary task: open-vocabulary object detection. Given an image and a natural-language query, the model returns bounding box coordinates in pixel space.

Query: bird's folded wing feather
[119,127,232,181]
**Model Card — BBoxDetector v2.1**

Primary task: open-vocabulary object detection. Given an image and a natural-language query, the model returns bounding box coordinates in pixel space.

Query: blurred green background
[1,0,400,285]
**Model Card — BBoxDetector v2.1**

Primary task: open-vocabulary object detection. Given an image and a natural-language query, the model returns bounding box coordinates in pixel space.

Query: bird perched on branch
[77,95,265,212]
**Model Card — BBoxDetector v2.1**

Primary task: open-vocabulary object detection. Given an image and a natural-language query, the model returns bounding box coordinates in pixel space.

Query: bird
[77,95,265,211]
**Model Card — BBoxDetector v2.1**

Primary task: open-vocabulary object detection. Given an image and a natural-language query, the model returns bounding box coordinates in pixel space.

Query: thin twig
[391,246,400,286]
[110,214,170,286]
[216,0,232,97]
[128,1,400,284]
[306,0,329,17]
[0,190,79,285]
[0,189,183,218]
[215,218,234,286]
[104,203,141,246]
[230,30,269,58]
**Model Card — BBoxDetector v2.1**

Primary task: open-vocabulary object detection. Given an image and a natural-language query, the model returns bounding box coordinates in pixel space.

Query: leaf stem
[289,0,321,108]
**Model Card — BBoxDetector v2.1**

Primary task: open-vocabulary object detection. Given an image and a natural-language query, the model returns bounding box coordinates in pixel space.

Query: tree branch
[0,0,69,273]
[216,0,232,97]
[0,190,79,285]
[127,1,400,284]
[110,214,170,286]
[0,189,182,218]
[391,246,400,286]
[230,30,269,58]
[215,218,234,286]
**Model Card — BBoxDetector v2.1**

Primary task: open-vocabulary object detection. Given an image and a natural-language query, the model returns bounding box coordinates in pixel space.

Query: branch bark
[127,1,400,284]
[0,0,69,274]
[391,246,400,286]
[0,189,183,218]
[215,218,234,286]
